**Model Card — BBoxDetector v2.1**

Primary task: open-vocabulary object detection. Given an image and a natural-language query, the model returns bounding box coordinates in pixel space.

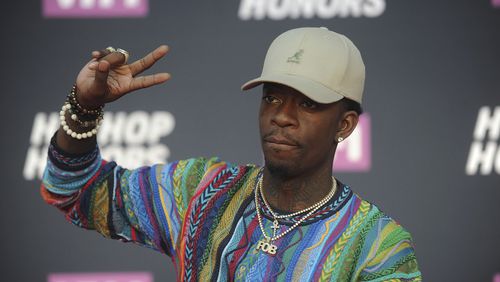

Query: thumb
[94,60,110,90]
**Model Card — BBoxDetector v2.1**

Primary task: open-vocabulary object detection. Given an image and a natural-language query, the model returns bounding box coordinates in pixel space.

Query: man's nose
[272,101,298,128]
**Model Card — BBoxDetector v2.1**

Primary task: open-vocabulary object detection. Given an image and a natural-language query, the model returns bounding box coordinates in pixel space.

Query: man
[42,27,421,281]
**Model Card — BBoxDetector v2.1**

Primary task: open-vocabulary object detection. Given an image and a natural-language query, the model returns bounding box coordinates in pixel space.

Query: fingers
[101,51,128,67]
[87,45,169,95]
[128,72,171,92]
[91,48,111,60]
[91,48,127,65]
[129,45,169,76]
[92,50,128,87]
[94,60,111,89]
[91,50,102,59]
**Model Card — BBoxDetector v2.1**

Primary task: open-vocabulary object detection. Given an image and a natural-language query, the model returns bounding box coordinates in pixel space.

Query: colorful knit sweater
[41,139,421,282]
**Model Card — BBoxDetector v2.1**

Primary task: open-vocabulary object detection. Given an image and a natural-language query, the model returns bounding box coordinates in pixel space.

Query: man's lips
[263,136,299,147]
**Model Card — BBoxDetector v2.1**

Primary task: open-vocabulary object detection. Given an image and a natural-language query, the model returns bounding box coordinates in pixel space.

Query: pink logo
[494,273,500,282]
[333,114,371,172]
[42,0,148,18]
[47,272,153,282]
[493,0,500,7]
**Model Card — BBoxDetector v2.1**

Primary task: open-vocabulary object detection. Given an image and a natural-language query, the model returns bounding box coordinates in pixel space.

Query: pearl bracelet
[60,102,103,140]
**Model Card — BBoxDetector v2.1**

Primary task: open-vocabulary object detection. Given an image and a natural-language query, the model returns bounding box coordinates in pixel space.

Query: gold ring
[105,46,116,52]
[116,48,129,64]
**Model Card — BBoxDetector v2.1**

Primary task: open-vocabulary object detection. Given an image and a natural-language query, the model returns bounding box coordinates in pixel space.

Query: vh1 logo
[333,114,371,172]
[48,272,153,282]
[42,0,148,18]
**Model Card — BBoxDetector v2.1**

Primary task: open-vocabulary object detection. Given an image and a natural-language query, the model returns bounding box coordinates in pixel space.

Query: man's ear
[336,111,359,142]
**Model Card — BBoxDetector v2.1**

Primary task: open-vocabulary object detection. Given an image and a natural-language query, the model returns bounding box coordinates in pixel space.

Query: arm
[356,217,422,281]
[42,135,229,256]
[41,45,181,254]
[42,45,239,258]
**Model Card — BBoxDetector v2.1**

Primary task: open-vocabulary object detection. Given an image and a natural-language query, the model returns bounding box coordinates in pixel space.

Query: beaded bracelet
[60,102,103,140]
[60,85,104,140]
[66,84,104,116]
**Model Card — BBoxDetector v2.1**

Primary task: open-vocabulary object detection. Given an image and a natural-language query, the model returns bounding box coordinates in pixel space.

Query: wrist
[60,102,102,140]
[72,84,104,111]
[60,85,104,140]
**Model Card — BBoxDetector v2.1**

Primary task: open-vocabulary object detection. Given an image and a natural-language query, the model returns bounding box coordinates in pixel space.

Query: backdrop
[1,0,499,281]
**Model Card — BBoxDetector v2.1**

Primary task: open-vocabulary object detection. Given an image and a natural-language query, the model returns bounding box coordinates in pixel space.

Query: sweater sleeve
[41,135,229,257]
[356,216,422,282]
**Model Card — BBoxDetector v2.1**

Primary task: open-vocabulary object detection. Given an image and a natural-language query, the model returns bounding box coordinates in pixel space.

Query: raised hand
[56,45,170,153]
[75,45,170,109]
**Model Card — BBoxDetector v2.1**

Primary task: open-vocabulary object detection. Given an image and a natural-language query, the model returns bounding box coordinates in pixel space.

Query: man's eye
[263,96,281,104]
[301,100,317,109]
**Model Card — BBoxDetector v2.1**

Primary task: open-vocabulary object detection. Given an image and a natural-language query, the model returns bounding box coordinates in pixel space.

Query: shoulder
[163,157,260,197]
[351,193,414,244]
[347,192,421,281]
[165,157,259,182]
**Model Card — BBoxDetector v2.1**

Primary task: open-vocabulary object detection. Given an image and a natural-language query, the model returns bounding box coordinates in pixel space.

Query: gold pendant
[256,239,277,255]
[271,220,280,237]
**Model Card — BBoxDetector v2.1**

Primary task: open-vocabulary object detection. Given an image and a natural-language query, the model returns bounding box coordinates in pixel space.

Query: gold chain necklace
[254,173,337,256]
[259,175,337,219]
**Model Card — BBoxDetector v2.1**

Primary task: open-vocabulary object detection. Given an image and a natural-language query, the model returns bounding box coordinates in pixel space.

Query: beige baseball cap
[241,27,365,104]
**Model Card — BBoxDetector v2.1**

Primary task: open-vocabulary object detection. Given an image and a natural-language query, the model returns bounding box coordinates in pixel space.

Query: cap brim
[241,73,344,104]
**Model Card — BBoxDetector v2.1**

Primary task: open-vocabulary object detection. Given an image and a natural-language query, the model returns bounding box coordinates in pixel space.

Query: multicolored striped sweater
[41,139,421,281]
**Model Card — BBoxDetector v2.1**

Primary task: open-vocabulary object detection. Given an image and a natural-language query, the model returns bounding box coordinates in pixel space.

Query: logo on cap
[287,49,304,64]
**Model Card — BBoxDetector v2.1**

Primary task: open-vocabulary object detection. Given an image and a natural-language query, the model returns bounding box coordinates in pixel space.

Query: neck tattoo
[254,171,337,256]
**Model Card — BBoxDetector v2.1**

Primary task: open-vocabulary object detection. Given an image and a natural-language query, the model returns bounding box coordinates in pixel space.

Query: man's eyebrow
[263,84,279,92]
[262,86,272,93]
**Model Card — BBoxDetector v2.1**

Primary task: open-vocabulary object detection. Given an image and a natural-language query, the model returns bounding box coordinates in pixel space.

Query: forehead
[263,83,313,100]
[262,83,342,109]
[261,82,344,119]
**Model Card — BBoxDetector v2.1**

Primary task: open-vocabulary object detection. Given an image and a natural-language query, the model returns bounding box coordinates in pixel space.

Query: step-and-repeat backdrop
[1,0,499,281]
